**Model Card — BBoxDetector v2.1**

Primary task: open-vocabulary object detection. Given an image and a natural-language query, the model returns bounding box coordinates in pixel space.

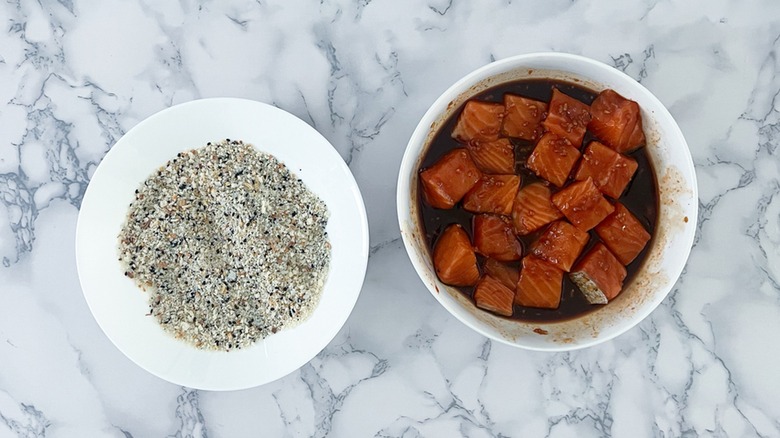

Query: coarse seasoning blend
[118,139,331,350]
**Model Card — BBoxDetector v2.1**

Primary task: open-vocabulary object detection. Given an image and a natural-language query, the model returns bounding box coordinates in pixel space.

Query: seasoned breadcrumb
[118,139,330,351]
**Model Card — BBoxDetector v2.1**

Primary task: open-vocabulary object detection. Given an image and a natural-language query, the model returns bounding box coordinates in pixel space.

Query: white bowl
[396,53,697,351]
[77,98,369,389]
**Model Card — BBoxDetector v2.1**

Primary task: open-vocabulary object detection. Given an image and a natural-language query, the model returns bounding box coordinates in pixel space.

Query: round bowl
[396,53,697,351]
[77,98,369,390]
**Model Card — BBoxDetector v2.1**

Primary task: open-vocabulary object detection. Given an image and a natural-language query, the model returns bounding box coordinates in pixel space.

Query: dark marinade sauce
[418,79,659,322]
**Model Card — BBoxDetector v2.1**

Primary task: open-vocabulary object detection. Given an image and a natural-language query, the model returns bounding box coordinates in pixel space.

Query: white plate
[76,98,369,390]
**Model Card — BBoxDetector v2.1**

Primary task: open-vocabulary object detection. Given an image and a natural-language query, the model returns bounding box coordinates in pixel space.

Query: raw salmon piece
[574,141,638,199]
[526,133,581,187]
[542,88,591,147]
[433,224,480,286]
[463,174,521,215]
[531,221,589,272]
[473,214,522,262]
[515,255,563,309]
[451,100,505,143]
[483,258,520,290]
[551,178,615,232]
[420,149,482,209]
[473,275,515,316]
[589,89,645,153]
[570,242,627,304]
[511,182,563,235]
[595,202,651,265]
[501,94,548,141]
[466,138,515,174]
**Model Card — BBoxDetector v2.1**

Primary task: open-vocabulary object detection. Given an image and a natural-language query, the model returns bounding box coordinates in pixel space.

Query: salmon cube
[466,138,515,174]
[515,255,563,309]
[542,88,591,147]
[595,202,651,265]
[511,182,563,235]
[451,100,505,143]
[473,275,515,316]
[501,94,548,141]
[420,149,481,209]
[473,214,522,262]
[574,141,638,199]
[570,243,627,304]
[463,174,521,215]
[531,221,589,272]
[483,258,519,290]
[551,178,615,231]
[433,224,480,286]
[589,89,645,153]
[526,133,581,187]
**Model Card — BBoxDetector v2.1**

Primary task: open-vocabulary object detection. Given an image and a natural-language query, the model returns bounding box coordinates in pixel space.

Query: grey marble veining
[1,0,779,436]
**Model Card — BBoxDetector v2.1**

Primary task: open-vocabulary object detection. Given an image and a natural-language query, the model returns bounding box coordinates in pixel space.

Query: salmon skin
[570,242,627,304]
[511,182,563,235]
[452,100,505,143]
[433,224,480,287]
[420,148,481,209]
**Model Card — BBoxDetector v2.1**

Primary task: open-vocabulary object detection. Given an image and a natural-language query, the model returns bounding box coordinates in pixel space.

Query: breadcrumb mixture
[118,139,330,351]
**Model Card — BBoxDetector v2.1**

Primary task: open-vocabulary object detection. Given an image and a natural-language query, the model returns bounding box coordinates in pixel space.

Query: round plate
[76,98,369,390]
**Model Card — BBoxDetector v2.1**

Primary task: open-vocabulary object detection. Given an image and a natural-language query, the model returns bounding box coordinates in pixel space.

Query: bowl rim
[396,52,698,351]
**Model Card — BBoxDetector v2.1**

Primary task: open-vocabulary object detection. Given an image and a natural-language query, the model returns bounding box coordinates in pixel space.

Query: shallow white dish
[77,98,369,390]
[397,53,698,351]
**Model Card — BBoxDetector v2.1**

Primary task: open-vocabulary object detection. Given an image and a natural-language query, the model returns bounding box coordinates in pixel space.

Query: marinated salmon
[551,178,615,231]
[501,94,548,141]
[483,258,519,290]
[511,182,563,235]
[570,243,626,304]
[595,202,651,265]
[433,224,480,286]
[542,88,591,147]
[473,275,515,316]
[589,89,645,153]
[531,221,589,272]
[462,174,521,215]
[526,133,581,187]
[451,100,505,143]
[473,214,522,262]
[574,141,638,199]
[466,138,515,174]
[515,255,563,309]
[420,149,481,209]
[418,79,658,323]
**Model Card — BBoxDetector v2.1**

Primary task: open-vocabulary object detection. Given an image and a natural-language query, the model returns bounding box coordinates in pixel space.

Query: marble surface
[1,0,778,436]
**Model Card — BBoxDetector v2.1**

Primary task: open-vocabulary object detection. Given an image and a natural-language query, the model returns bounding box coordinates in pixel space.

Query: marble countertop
[1,1,778,436]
